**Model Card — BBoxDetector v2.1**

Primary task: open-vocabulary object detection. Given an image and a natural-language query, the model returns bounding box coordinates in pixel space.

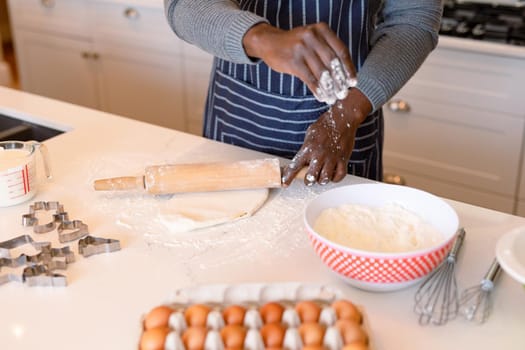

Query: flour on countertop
[314,203,445,253]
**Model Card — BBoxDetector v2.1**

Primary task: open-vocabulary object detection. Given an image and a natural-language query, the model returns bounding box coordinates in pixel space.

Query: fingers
[282,147,343,187]
[281,148,309,186]
[319,159,337,185]
[303,24,356,104]
[285,23,355,105]
[332,161,348,183]
[283,156,341,187]
[318,24,357,81]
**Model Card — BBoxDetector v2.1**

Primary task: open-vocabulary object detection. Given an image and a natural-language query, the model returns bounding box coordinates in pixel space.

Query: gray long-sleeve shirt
[164,0,442,111]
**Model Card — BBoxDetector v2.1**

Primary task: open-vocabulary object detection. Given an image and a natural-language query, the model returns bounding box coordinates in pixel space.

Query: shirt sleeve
[356,0,443,112]
[164,0,268,64]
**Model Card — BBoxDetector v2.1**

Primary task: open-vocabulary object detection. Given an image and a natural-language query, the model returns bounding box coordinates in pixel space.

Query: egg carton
[139,282,373,350]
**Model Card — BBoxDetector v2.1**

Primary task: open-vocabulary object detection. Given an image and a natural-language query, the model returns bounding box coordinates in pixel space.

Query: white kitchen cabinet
[182,42,214,135]
[383,41,525,215]
[91,0,187,131]
[13,30,100,109]
[95,44,186,130]
[7,0,212,134]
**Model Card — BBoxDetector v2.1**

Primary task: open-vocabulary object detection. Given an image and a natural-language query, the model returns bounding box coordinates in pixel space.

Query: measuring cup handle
[33,141,52,179]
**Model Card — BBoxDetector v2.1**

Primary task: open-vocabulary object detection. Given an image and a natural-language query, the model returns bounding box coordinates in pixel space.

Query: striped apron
[203,0,383,180]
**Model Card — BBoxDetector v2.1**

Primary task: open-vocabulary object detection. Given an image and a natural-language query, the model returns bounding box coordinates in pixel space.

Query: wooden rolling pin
[93,158,306,194]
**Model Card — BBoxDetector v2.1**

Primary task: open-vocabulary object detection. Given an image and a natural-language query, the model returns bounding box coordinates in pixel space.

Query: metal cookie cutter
[39,245,75,263]
[0,235,75,274]
[78,235,121,257]
[1,264,67,287]
[23,264,67,287]
[22,201,69,234]
[57,220,89,243]
[34,245,76,269]
[0,272,24,286]
[0,235,50,259]
[0,245,75,270]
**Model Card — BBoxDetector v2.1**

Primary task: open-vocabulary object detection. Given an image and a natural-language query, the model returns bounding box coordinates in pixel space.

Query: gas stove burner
[510,26,525,45]
[440,1,525,46]
[484,20,511,42]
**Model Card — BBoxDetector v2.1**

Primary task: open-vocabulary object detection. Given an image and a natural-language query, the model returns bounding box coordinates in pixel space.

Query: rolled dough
[158,188,269,233]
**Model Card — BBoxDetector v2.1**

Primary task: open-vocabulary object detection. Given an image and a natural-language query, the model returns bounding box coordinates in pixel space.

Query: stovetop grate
[441,1,525,46]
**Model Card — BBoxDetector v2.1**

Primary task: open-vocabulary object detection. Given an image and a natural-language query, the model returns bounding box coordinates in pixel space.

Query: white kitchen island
[0,86,524,350]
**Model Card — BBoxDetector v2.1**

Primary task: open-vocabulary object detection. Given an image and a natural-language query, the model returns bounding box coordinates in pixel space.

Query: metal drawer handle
[387,99,411,113]
[81,52,100,60]
[41,0,55,8]
[383,173,406,186]
[124,7,140,20]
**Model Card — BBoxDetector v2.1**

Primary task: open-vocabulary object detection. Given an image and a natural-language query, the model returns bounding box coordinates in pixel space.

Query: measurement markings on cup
[2,164,35,199]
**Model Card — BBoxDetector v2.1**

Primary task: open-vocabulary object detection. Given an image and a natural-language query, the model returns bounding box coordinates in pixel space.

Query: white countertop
[0,86,524,350]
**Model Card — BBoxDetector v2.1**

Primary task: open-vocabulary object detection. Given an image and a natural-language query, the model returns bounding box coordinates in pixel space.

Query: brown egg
[342,343,368,350]
[184,304,212,327]
[182,327,208,350]
[260,322,286,347]
[335,319,368,345]
[259,302,284,324]
[220,324,247,348]
[331,300,362,324]
[303,347,328,350]
[222,305,246,325]
[295,300,322,323]
[299,322,326,346]
[139,327,170,350]
[143,305,175,330]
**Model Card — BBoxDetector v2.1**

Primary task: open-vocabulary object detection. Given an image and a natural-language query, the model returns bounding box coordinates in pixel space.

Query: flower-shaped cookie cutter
[22,201,69,234]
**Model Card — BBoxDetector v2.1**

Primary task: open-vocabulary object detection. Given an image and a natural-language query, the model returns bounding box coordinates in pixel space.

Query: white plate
[496,226,525,285]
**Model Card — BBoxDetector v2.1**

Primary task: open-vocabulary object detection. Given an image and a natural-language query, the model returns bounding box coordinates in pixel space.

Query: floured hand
[282,89,372,186]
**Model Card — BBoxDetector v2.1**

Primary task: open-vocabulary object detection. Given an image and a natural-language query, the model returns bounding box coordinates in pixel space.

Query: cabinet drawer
[91,1,182,54]
[399,46,525,116]
[7,0,89,38]
[383,166,516,215]
[383,97,524,197]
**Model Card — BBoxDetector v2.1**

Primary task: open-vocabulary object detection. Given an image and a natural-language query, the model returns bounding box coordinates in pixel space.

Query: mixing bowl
[304,183,459,292]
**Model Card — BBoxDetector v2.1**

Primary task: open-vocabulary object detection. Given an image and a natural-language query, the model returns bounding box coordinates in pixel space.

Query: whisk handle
[448,227,466,261]
[484,258,502,282]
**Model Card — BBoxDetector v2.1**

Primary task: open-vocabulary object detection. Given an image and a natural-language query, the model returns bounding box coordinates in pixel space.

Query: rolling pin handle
[93,176,145,191]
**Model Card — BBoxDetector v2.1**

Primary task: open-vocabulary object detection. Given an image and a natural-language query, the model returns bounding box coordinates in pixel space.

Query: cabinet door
[183,43,214,135]
[13,30,99,109]
[96,44,186,131]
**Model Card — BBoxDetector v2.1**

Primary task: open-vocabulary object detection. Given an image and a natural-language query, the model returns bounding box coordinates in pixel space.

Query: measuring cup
[0,141,52,207]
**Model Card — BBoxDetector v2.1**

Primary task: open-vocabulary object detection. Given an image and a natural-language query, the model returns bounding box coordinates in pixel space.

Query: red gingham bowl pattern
[303,183,459,291]
[308,231,455,283]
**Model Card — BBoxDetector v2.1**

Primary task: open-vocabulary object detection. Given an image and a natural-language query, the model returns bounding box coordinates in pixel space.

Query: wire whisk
[414,227,466,325]
[459,258,501,324]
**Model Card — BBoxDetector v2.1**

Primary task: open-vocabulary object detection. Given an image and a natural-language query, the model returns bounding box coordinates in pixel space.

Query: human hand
[281,89,372,186]
[243,22,356,100]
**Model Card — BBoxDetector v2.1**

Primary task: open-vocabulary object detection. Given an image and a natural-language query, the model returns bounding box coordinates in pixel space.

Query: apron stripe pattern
[203,0,384,180]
